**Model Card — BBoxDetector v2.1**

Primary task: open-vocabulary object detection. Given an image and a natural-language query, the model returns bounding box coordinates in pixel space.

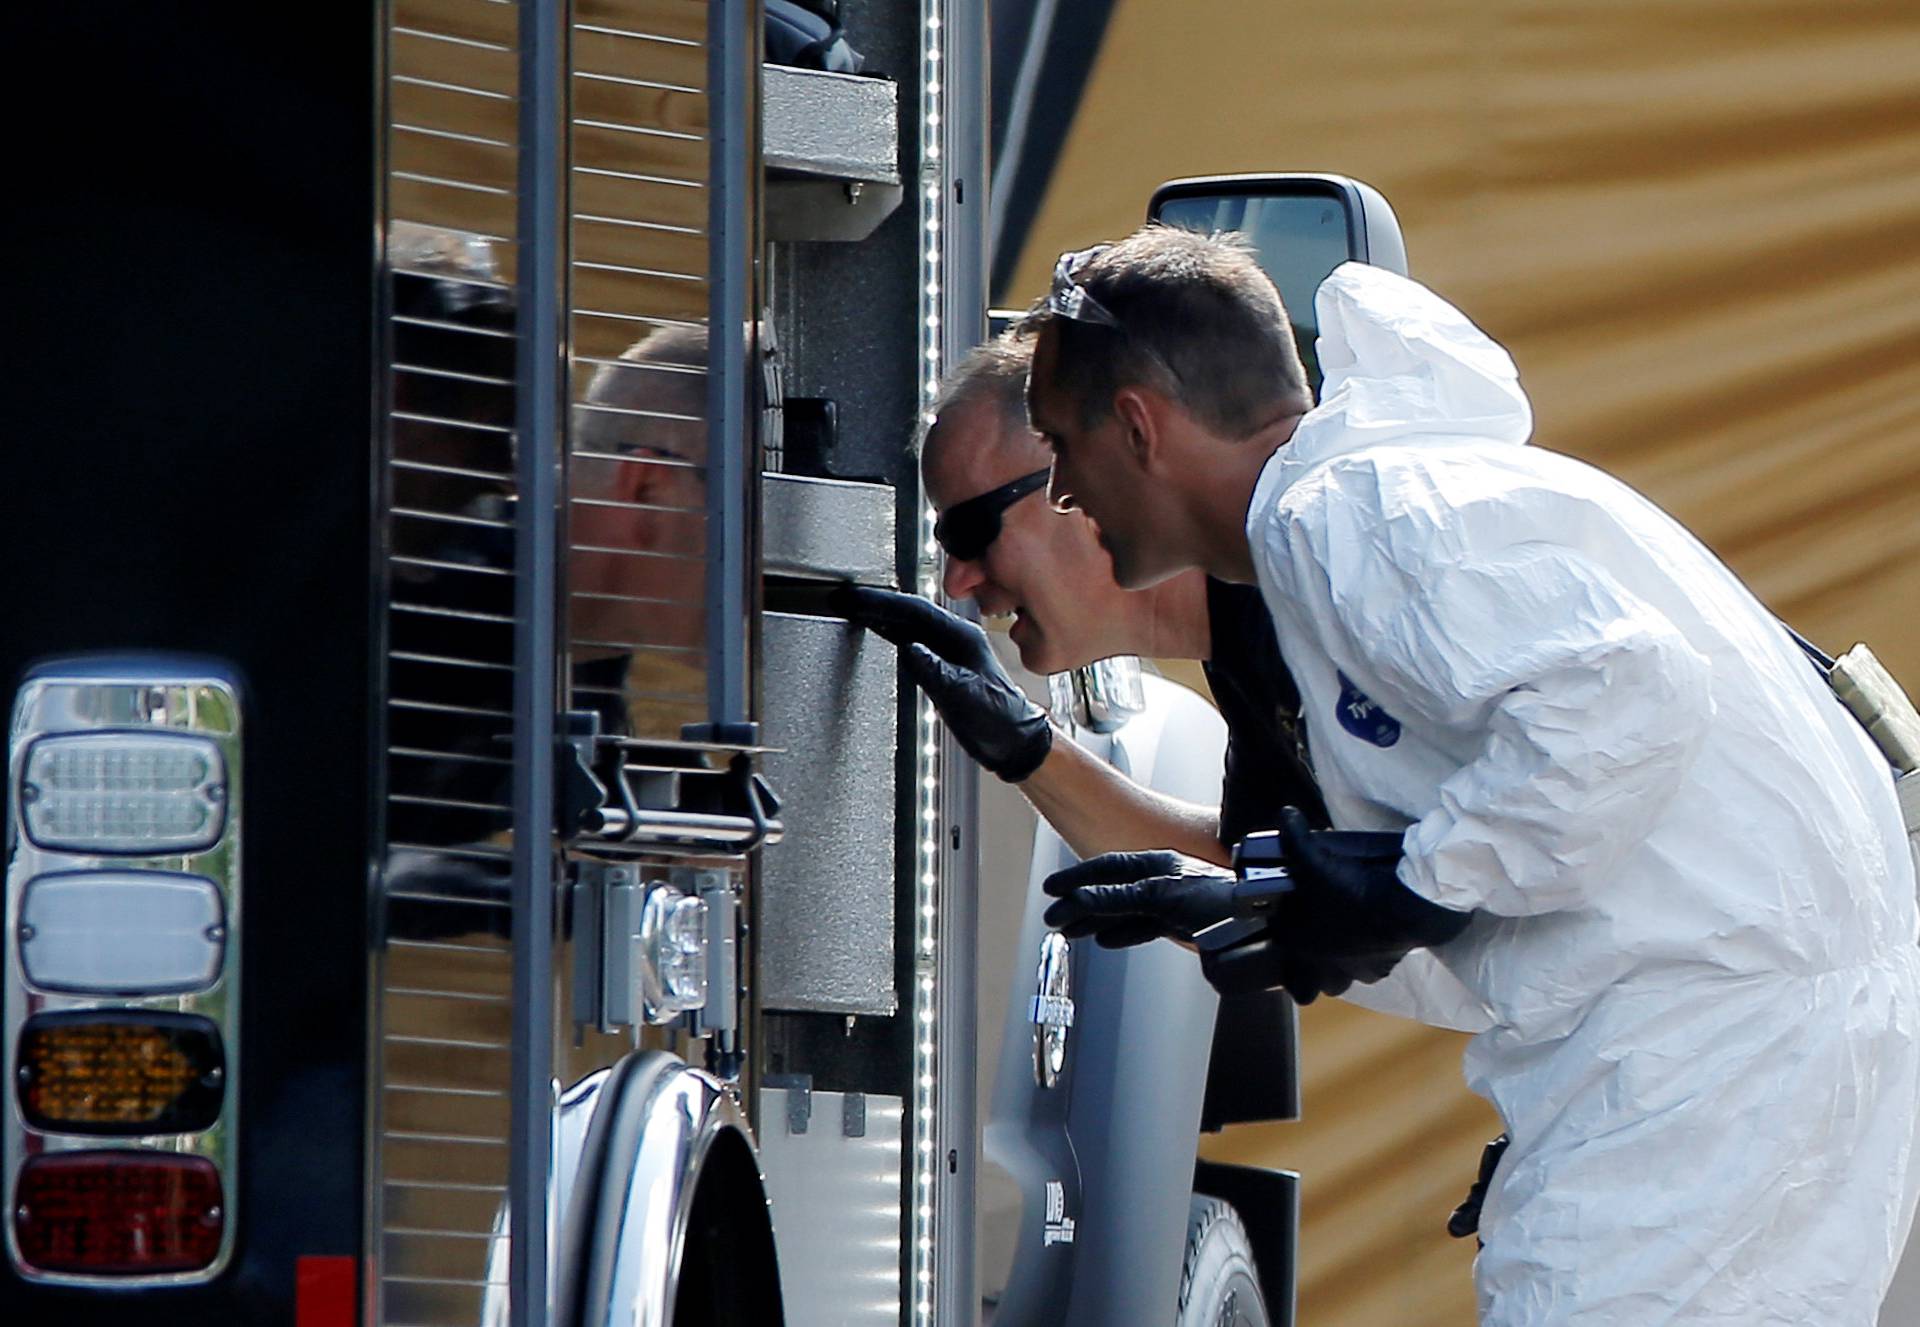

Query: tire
[1177,1194,1271,1327]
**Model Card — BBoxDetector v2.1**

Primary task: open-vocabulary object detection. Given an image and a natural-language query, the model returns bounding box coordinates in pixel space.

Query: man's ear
[1111,387,1158,469]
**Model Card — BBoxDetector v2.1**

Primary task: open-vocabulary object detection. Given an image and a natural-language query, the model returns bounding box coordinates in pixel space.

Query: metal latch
[572,725,785,854]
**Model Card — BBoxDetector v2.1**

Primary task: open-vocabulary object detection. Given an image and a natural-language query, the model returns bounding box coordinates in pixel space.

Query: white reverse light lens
[21,871,225,995]
[21,732,227,854]
[638,886,708,1024]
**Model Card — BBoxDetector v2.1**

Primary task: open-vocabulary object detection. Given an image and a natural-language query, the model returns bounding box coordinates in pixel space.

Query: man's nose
[943,554,986,602]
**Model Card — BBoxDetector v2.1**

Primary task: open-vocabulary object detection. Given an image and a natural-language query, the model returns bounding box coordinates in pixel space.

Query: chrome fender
[561,1051,781,1327]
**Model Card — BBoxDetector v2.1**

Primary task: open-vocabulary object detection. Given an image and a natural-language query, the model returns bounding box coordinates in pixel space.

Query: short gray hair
[915,329,1034,456]
[1027,226,1309,439]
[575,324,708,457]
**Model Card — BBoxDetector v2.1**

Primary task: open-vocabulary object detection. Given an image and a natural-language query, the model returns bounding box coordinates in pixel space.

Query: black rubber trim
[1200,990,1300,1129]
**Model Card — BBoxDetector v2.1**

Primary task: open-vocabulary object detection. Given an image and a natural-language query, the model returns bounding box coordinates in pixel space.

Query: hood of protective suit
[1281,261,1533,475]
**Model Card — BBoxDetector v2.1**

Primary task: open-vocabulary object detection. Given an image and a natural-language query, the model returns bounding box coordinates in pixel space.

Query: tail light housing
[14,1151,225,1276]
[18,1011,225,1136]
[18,870,225,997]
[19,730,228,855]
[5,661,243,1285]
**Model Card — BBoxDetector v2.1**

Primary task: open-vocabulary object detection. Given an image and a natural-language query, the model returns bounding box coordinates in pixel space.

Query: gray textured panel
[761,472,897,586]
[759,613,897,1013]
[766,178,904,245]
[762,65,900,184]
[759,1088,903,1327]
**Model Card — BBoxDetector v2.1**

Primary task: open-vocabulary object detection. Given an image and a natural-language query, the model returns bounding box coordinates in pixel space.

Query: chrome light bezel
[1046,656,1148,735]
[4,661,243,1287]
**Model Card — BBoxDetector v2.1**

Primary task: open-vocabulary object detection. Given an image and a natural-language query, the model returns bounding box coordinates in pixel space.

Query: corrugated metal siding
[375,1,714,1323]
[565,0,714,744]
[380,0,523,1320]
[1017,3,1920,1323]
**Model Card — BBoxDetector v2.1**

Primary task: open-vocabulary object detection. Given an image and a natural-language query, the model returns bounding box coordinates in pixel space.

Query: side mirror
[1148,173,1407,392]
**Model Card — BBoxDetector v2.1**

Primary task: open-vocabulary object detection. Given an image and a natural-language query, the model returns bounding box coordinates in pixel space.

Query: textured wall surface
[1008,3,1920,1322]
[758,612,899,1014]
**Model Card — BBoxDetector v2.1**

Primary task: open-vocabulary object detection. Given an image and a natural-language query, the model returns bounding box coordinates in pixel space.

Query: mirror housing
[1149,173,1408,393]
[1149,172,1406,276]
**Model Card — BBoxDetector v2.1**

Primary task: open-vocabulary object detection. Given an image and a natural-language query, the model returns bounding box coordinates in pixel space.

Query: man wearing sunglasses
[835,332,1334,879]
[1009,226,1919,1326]
[835,329,1498,1035]
[838,309,1523,1252]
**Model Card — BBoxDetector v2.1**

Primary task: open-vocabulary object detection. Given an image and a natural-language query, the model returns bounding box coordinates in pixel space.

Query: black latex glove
[1272,806,1470,972]
[1041,850,1239,948]
[1201,807,1473,1003]
[833,584,1052,782]
[1448,1133,1510,1241]
[1205,949,1357,1006]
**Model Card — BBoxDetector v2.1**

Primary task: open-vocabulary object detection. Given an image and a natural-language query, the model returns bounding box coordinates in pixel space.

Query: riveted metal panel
[757,613,897,1014]
[758,1088,904,1326]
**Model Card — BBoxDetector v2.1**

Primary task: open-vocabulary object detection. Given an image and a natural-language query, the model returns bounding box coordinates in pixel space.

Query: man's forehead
[1024,327,1068,429]
[923,398,1047,508]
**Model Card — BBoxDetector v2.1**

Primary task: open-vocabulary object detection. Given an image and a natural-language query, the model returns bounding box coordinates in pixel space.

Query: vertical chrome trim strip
[936,0,987,1317]
[704,0,755,731]
[366,8,394,1319]
[510,0,568,1321]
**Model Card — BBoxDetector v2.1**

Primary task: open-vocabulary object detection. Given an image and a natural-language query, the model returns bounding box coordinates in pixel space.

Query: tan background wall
[1004,2,1920,1322]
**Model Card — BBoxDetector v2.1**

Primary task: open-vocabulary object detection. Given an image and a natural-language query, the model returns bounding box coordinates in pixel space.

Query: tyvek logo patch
[1335,671,1401,747]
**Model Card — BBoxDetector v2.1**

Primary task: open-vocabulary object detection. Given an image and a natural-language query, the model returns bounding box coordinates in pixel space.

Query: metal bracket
[574,861,744,1038]
[576,732,784,854]
[558,709,610,834]
[688,869,740,1039]
[763,64,903,243]
[766,1073,814,1135]
[571,860,638,1034]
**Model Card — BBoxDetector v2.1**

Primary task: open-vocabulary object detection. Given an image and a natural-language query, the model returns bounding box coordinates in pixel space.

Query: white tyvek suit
[1249,262,1920,1324]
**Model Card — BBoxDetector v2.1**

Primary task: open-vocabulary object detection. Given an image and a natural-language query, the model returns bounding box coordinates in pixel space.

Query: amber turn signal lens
[14,1151,224,1275]
[17,1011,224,1136]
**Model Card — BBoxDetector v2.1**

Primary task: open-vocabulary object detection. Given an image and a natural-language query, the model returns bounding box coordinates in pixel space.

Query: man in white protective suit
[833,333,1490,1031]
[1026,226,1920,1325]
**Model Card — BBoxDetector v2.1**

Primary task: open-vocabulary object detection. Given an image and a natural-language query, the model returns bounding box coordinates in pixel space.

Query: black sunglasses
[933,468,1051,561]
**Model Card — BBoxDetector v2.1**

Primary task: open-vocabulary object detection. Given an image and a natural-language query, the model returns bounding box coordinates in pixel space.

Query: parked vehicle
[1,3,1401,1323]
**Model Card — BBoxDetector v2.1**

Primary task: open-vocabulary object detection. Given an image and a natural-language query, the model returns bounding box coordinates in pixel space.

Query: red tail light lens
[14,1151,224,1275]
[17,1011,224,1136]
